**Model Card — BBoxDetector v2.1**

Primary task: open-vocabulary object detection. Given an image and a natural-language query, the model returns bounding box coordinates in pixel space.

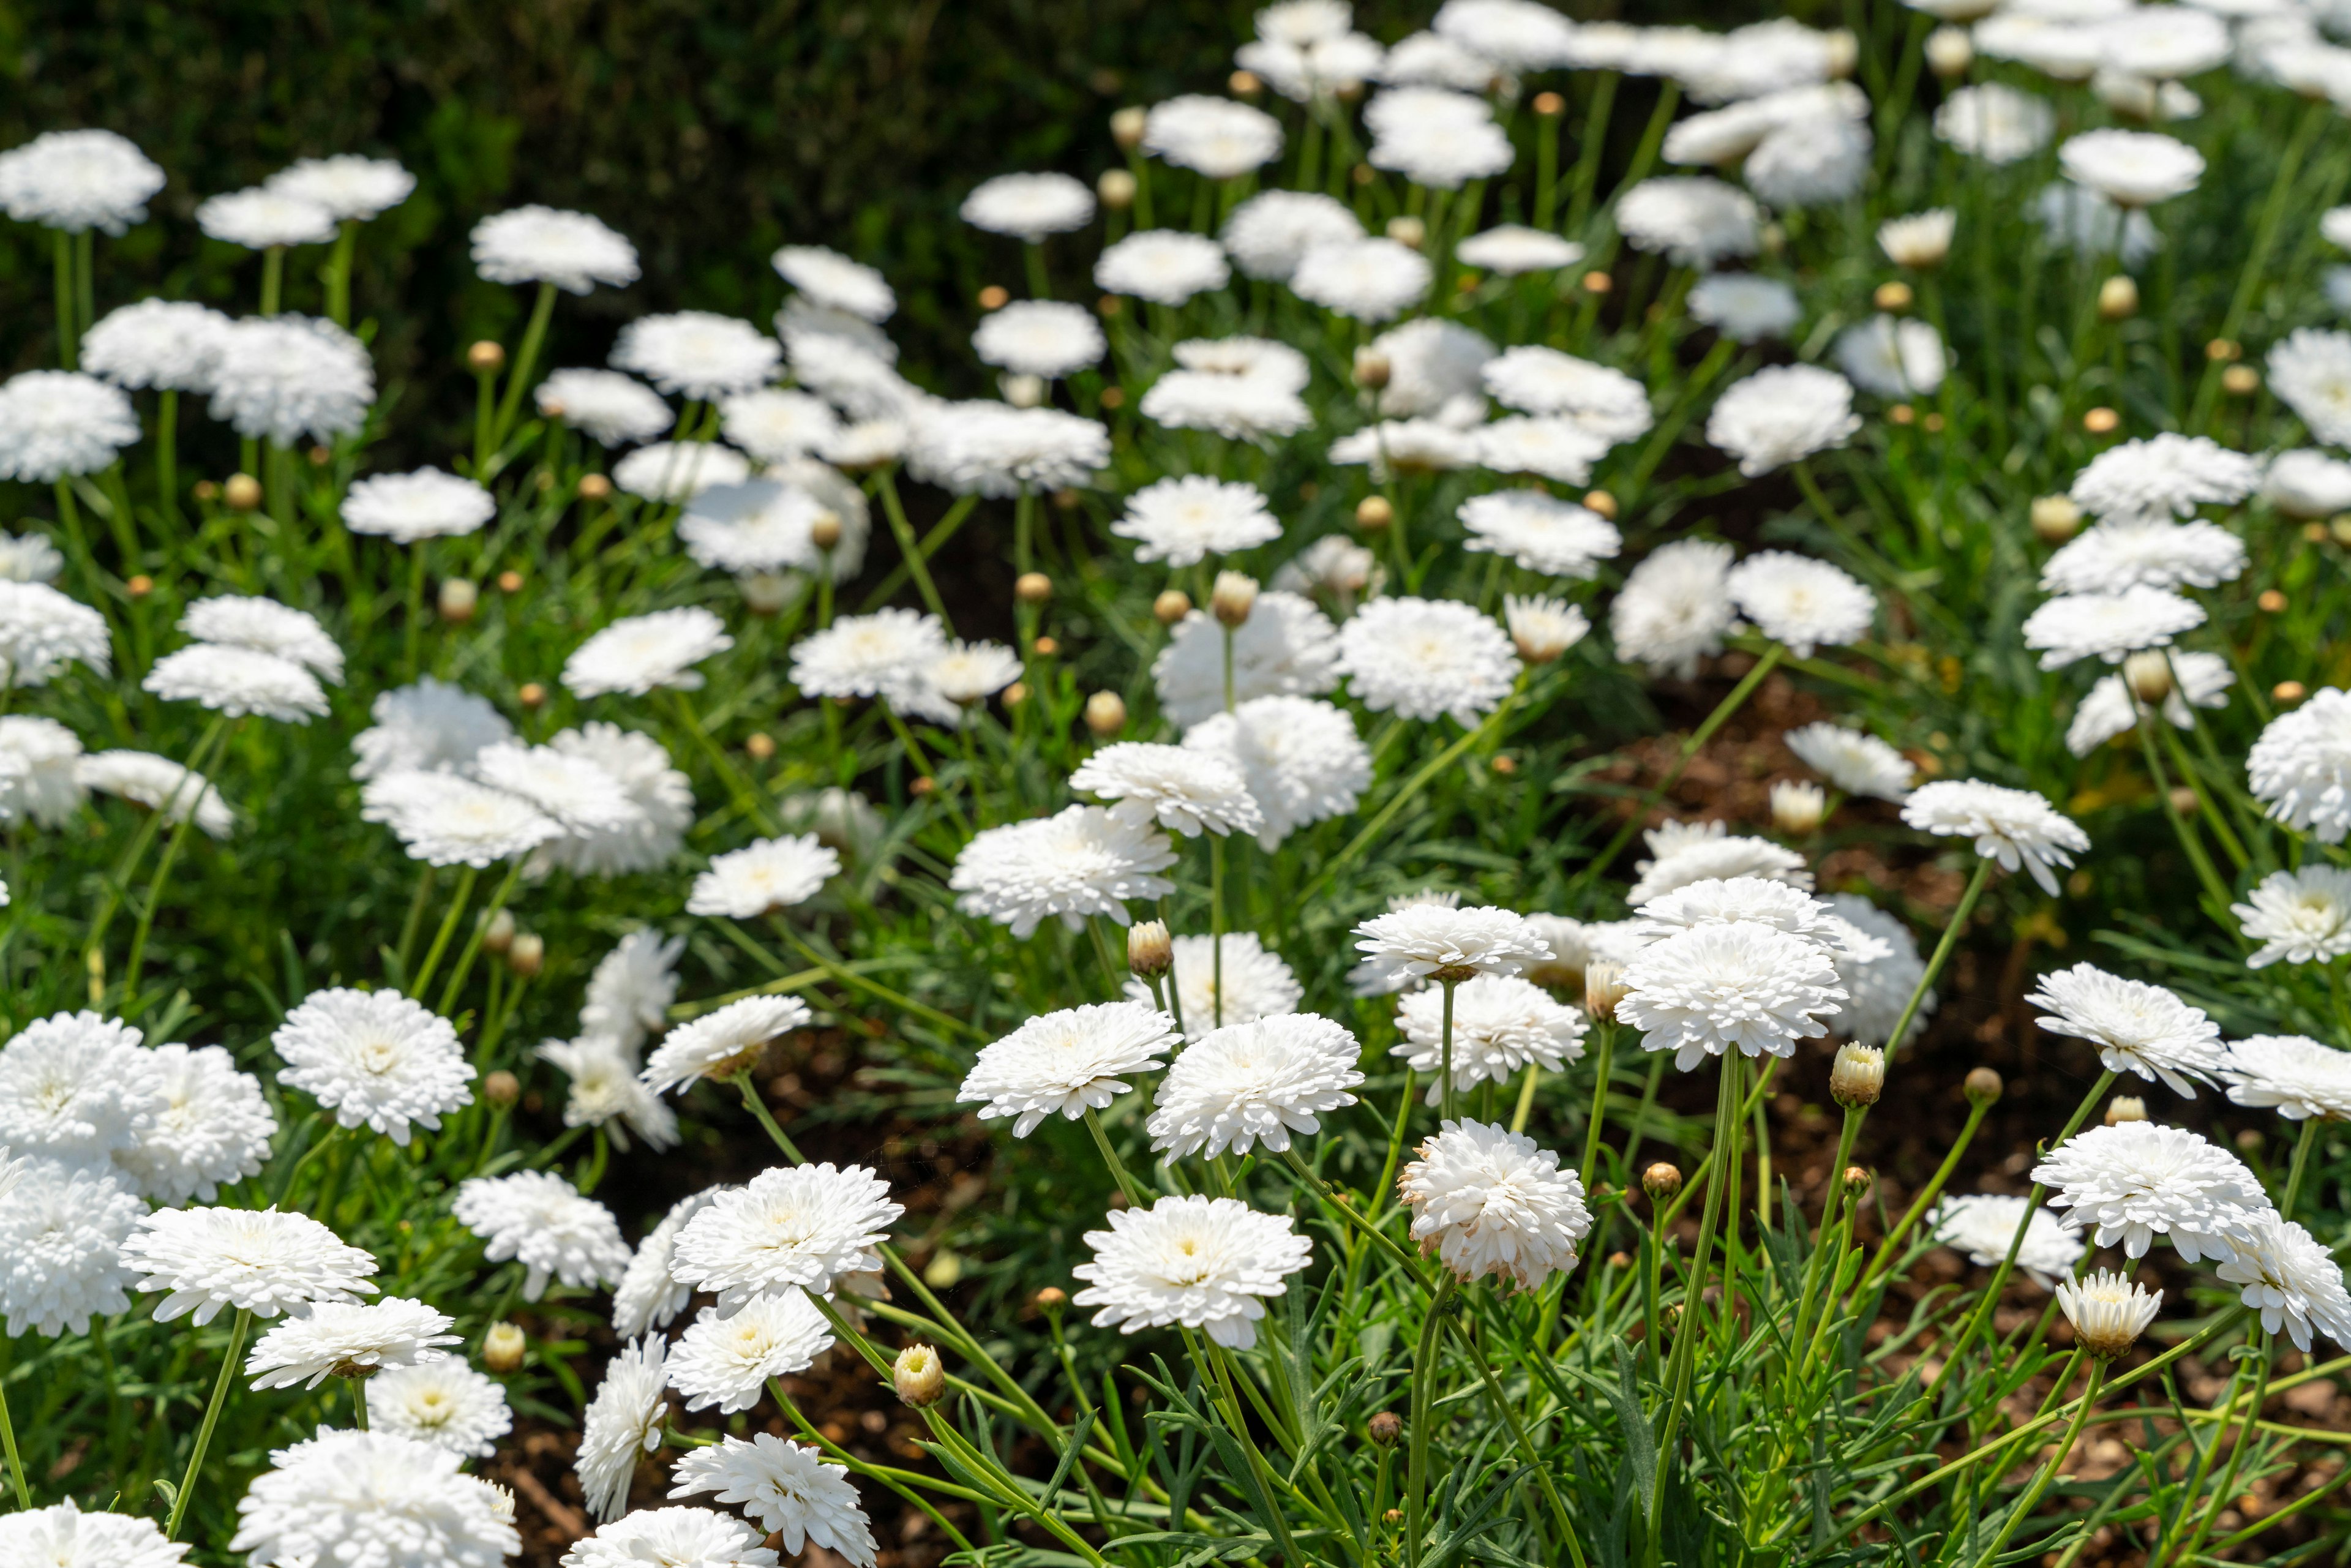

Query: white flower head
[1073,1195,1311,1348]
[360,770,560,868]
[1837,315,1948,398]
[0,580,108,688]
[0,1161,144,1336]
[670,1163,903,1311]
[1616,176,1760,269]
[2060,127,2204,206]
[562,1508,776,1568]
[230,1430,520,1568]
[366,1362,514,1460]
[667,1291,834,1414]
[0,1008,162,1166]
[563,607,734,697]
[1154,590,1340,729]
[1097,228,1234,305]
[197,187,336,249]
[1221,189,1364,282]
[2069,433,2260,528]
[714,390,839,465]
[1148,1013,1363,1158]
[1626,827,1811,905]
[274,988,474,1145]
[1708,364,1860,475]
[1124,932,1302,1041]
[575,1337,670,1520]
[452,1171,630,1300]
[2248,688,2351,840]
[2221,1034,2351,1122]
[1371,316,1494,417]
[2055,1269,2163,1358]
[1071,742,1264,839]
[266,156,415,222]
[181,595,343,682]
[1688,273,1801,343]
[471,738,640,838]
[1784,722,1913,801]
[0,713,83,827]
[613,1190,721,1341]
[2234,866,2351,968]
[1935,82,2054,163]
[2027,961,2221,1095]
[533,722,694,877]
[1337,595,1520,726]
[342,468,494,544]
[0,1499,189,1568]
[539,1035,679,1153]
[642,995,812,1097]
[961,1001,1178,1136]
[961,171,1095,239]
[351,678,512,780]
[973,299,1105,378]
[1610,538,1734,678]
[1927,1193,2085,1289]
[0,530,63,585]
[773,244,894,323]
[1823,894,1935,1048]
[1726,550,1875,657]
[0,370,140,482]
[2264,449,2351,520]
[1901,779,2090,895]
[118,1043,277,1204]
[122,1206,377,1324]
[611,440,752,501]
[1479,348,1652,443]
[208,315,374,446]
[1457,225,1583,274]
[1398,1119,1591,1290]
[906,401,1108,496]
[951,805,1178,936]
[611,310,779,400]
[1352,903,1553,995]
[789,607,946,703]
[1880,208,1956,268]
[2214,1210,2351,1352]
[2033,1121,2266,1262]
[1616,920,1845,1069]
[2041,522,2246,602]
[1633,875,1840,945]
[1393,974,1588,1098]
[1290,237,1432,321]
[537,369,672,447]
[582,929,686,1054]
[144,643,328,723]
[245,1296,459,1390]
[0,129,163,233]
[1113,476,1280,566]
[685,834,842,923]
[471,205,639,294]
[77,749,233,836]
[669,1434,878,1567]
[1180,696,1369,849]
[1459,489,1621,579]
[2271,328,2351,447]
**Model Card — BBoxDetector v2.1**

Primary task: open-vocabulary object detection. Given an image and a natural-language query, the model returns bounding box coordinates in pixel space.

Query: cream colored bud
[1824,28,1858,77]
[1355,494,1394,531]
[481,908,516,955]
[1033,1285,1068,1312]
[1771,779,1828,836]
[741,572,792,615]
[1016,571,1054,605]
[1873,280,1914,314]
[809,509,844,552]
[1111,106,1147,148]
[2057,1269,2161,1359]
[1925,25,1973,77]
[482,1322,527,1373]
[225,473,263,511]
[1385,215,1427,250]
[1642,1162,1682,1202]
[483,1069,521,1107]
[1353,347,1392,390]
[1003,372,1047,408]
[577,473,613,501]
[1153,588,1191,625]
[2105,1094,2149,1126]
[2098,275,2139,321]
[1367,1411,1403,1446]
[1098,168,1138,209]
[1128,918,1173,978]
[1842,1165,1872,1197]
[1830,1042,1885,1108]
[1081,689,1127,737]
[1963,1066,2004,1106]
[507,932,544,978]
[467,340,506,374]
[1584,960,1629,1021]
[1211,571,1258,628]
[437,578,479,624]
[893,1344,947,1408]
[2123,650,2173,705]
[2030,495,2082,544]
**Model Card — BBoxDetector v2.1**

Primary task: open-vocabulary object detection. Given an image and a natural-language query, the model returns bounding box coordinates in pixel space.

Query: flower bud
[577,473,613,501]
[809,510,844,552]
[1229,69,1263,97]
[1842,1165,1872,1197]
[2276,680,2309,705]
[1873,280,1914,314]
[2105,1094,2148,1126]
[483,1070,522,1107]
[1367,1411,1403,1446]
[1352,347,1392,390]
[1642,1161,1682,1202]
[193,479,220,503]
[438,577,479,624]
[2222,364,2260,397]
[1111,106,1147,148]
[1002,372,1046,409]
[508,932,544,978]
[2098,275,2139,321]
[1015,571,1054,606]
[2123,650,2173,705]
[1098,168,1138,209]
[893,1344,947,1408]
[745,732,777,762]
[2056,1268,2161,1359]
[2029,495,2082,544]
[2083,405,2120,435]
[225,473,263,511]
[1829,1042,1885,1108]
[1532,91,1565,116]
[1033,1285,1068,1313]
[467,340,506,374]
[1128,919,1173,978]
[127,574,154,598]
[1355,495,1394,531]
[1002,681,1029,707]
[978,285,1010,312]
[1824,28,1858,76]
[518,681,547,709]
[1385,216,1426,250]
[1211,571,1258,628]
[1584,961,1629,1022]
[741,572,792,615]
[1963,1066,2003,1106]
[1771,779,1828,836]
[1084,690,1128,737]
[1153,588,1191,625]
[1925,25,1973,77]
[1583,489,1619,520]
[482,1322,527,1373]
[481,907,516,955]
[498,569,524,593]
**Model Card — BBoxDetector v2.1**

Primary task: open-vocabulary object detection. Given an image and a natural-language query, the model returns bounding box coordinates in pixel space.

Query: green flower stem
[435,857,525,1016]
[53,231,76,367]
[2134,699,2237,917]
[1082,1106,1149,1209]
[1577,1019,1614,1185]
[773,923,977,1041]
[402,541,430,678]
[1209,833,1226,1028]
[765,1378,985,1550]
[663,687,781,836]
[2282,1116,2320,1218]
[489,281,559,456]
[259,245,284,317]
[83,717,230,983]
[1302,693,1518,904]
[0,1337,28,1507]
[1401,1274,1461,1568]
[2164,1338,2273,1568]
[1565,71,1618,234]
[1884,856,1992,1061]
[1441,1307,1589,1568]
[1646,1055,1745,1563]
[1969,1351,2098,1568]
[1509,1060,1542,1135]
[1438,977,1458,1123]
[167,1308,252,1539]
[325,220,359,326]
[873,469,953,629]
[1781,1104,1866,1403]
[857,493,977,615]
[406,865,479,1003]
[1859,1092,1992,1290]
[121,715,236,1003]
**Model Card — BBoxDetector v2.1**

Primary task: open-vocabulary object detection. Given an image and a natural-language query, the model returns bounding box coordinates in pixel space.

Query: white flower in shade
[2220,1034,2351,1121]
[471,739,640,838]
[0,715,82,826]
[1433,0,1577,66]
[122,1206,377,1324]
[2034,1122,2266,1262]
[1456,225,1583,274]
[1822,895,1935,1048]
[1095,229,1234,306]
[1902,779,2090,895]
[1124,932,1303,1041]
[1142,367,1314,440]
[961,171,1095,239]
[1394,975,1587,1098]
[718,389,839,464]
[2270,328,2351,447]
[0,1499,189,1568]
[564,607,734,697]
[1071,743,1264,838]
[1181,696,1369,849]
[677,479,836,576]
[1327,418,1479,478]
[611,311,779,400]
[1927,1193,2086,1289]
[1479,348,1652,443]
[904,402,1109,496]
[564,1510,776,1568]
[77,749,233,836]
[1337,596,1519,726]
[537,369,672,447]
[1726,551,1874,658]
[534,723,692,877]
[1610,538,1734,678]
[2041,520,2247,598]
[1616,176,1760,270]
[641,996,812,1096]
[1837,316,1947,398]
[1744,113,1872,210]
[230,1430,520,1568]
[0,129,163,233]
[342,468,495,544]
[2250,688,2351,841]
[452,1171,630,1300]
[612,440,752,501]
[1474,416,1612,485]
[1113,476,1279,566]
[1879,208,1956,268]
[266,156,414,221]
[670,1435,878,1566]
[1398,1119,1591,1291]
[1240,28,1384,102]
[1352,904,1553,996]
[1379,28,1504,90]
[670,1163,903,1310]
[0,530,62,584]
[0,1161,143,1336]
[0,370,139,482]
[2034,180,2159,266]
[1708,364,1860,475]
[921,640,1022,709]
[361,770,560,867]
[792,609,950,710]
[367,1362,514,1459]
[2235,866,2351,968]
[197,187,336,249]
[1140,94,1284,179]
[576,1337,670,1520]
[1147,1013,1362,1158]
[1366,318,1494,418]
[1934,81,2053,163]
[2265,449,2351,519]
[539,1035,679,1152]
[1688,273,1801,343]
[0,580,108,688]
[1073,1195,1310,1348]
[1633,875,1840,945]
[1502,595,1589,664]
[1616,921,1845,1068]
[686,835,842,922]
[1220,189,1365,282]
[471,205,639,293]
[2215,1210,2351,1353]
[2061,127,2203,206]
[1783,722,1913,801]
[1367,97,1514,189]
[273,988,474,1146]
[209,315,374,445]
[1289,238,1432,321]
[181,596,343,682]
[773,244,894,322]
[823,418,911,469]
[1520,915,1655,988]
[2065,650,2233,757]
[959,1002,1178,1136]
[1626,828,1812,905]
[668,1291,834,1414]
[1272,535,1378,602]
[118,1043,277,1204]
[2054,1269,2162,1358]
[2069,433,2260,527]
[973,299,1104,379]
[0,1009,161,1165]
[613,1190,719,1341]
[1458,489,1621,579]
[245,1297,459,1390]
[144,643,329,722]
[2028,962,2221,1097]
[950,805,1179,936]
[352,678,512,779]
[583,929,685,1054]
[80,300,232,394]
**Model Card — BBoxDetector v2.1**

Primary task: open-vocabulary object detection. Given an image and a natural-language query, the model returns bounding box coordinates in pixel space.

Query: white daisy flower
[1725,550,1875,658]
[2027,962,2221,1095]
[670,1163,904,1310]
[0,1499,189,1568]
[1935,82,2053,163]
[342,468,495,544]
[1393,974,1588,1099]
[230,1430,519,1568]
[2263,449,2351,519]
[573,1337,671,1520]
[1337,595,1520,726]
[2068,433,2260,528]
[195,187,336,249]
[686,834,841,919]
[563,607,735,697]
[366,1361,514,1460]
[76,750,234,837]
[1609,538,1734,679]
[539,1035,679,1152]
[266,155,415,221]
[960,1002,1178,1136]
[0,580,109,688]
[1071,742,1264,839]
[2033,1121,2266,1262]
[1289,237,1432,321]
[610,440,752,501]
[2055,1268,2163,1358]
[0,1008,163,1166]
[351,678,512,780]
[789,607,947,705]
[1823,895,1935,1049]
[206,315,375,446]
[772,244,894,323]
[2270,328,2351,448]
[1072,1195,1311,1348]
[1123,932,1302,1040]
[1836,315,1947,398]
[1926,1193,2085,1289]
[361,770,560,868]
[1147,1013,1363,1158]
[669,1434,878,1567]
[122,1206,377,1324]
[667,1291,834,1415]
[2060,127,2204,206]
[2220,1033,2351,1122]
[904,402,1109,497]
[180,596,343,682]
[1351,904,1553,993]
[1458,489,1621,579]
[1615,176,1760,270]
[718,389,841,464]
[1181,695,1369,850]
[1687,273,1801,343]
[0,1161,144,1337]
[1625,827,1811,905]
[1398,1119,1591,1291]
[1783,722,1913,801]
[471,205,639,294]
[244,1296,459,1390]
[959,171,1095,239]
[1095,229,1234,306]
[1480,348,1653,443]
[1141,95,1285,179]
[1456,225,1584,274]
[582,929,686,1055]
[642,996,812,1096]
[2233,866,2351,968]
[1706,364,1859,475]
[1370,316,1494,416]
[1220,189,1365,282]
[1900,779,2090,895]
[0,370,140,482]
[1616,920,1846,1069]
[272,988,474,1146]
[144,643,329,722]
[116,1043,277,1204]
[533,723,694,877]
[613,1190,721,1341]
[2214,1210,2351,1352]
[536,369,673,448]
[950,805,1179,936]
[973,299,1105,379]
[2249,688,2351,841]
[0,129,163,233]
[452,1171,631,1300]
[611,311,779,400]
[1112,476,1280,566]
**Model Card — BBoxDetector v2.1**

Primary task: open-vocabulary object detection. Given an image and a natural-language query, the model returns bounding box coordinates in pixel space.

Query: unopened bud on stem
[1153,588,1191,625]
[2030,495,2082,544]
[1771,779,1828,836]
[1084,690,1127,737]
[1128,919,1172,979]
[1584,961,1628,1021]
[1353,347,1392,390]
[482,1322,527,1373]
[1367,1411,1403,1446]
[2105,1094,2148,1126]
[1211,571,1258,628]
[1642,1162,1682,1202]
[1963,1066,2004,1106]
[481,908,516,954]
[1842,1165,1872,1197]
[893,1344,947,1408]
[1830,1042,1886,1108]
[2123,650,2173,705]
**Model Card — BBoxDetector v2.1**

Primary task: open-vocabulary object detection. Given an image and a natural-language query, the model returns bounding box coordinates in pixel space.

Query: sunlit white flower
[2042,522,2247,601]
[1902,779,2089,895]
[574,1337,670,1520]
[668,1291,834,1414]
[1687,273,1801,343]
[611,440,752,501]
[1783,722,1913,801]
[1394,974,1587,1098]
[197,187,336,249]
[1114,476,1280,566]
[1123,932,1302,1041]
[1634,876,1840,945]
[1474,416,1611,484]
[1328,417,1481,477]
[80,299,233,396]
[2028,962,2222,1098]
[671,1163,903,1310]
[2049,1267,2161,1358]
[641,996,812,1097]
[1352,904,1553,996]
[1837,315,1948,398]
[1609,538,1734,678]
[1073,1195,1310,1348]
[611,311,779,400]
[613,1190,719,1341]
[0,1161,144,1336]
[532,723,693,877]
[123,1206,377,1324]
[452,1171,630,1300]
[773,244,894,323]
[0,530,62,585]
[0,129,163,233]
[904,401,1109,496]
[1727,550,1874,658]
[972,299,1105,379]
[266,156,413,221]
[1935,81,2055,164]
[1220,189,1365,281]
[0,370,138,482]
[2265,448,2351,519]
[716,389,840,465]
[951,805,1178,936]
[1822,894,1935,1048]
[1072,743,1264,839]
[361,770,560,868]
[342,467,495,544]
[1616,920,1845,1068]
[2233,866,2351,968]
[1096,229,1234,305]
[471,740,640,843]
[1433,0,1578,67]
[562,1507,774,1568]
[1379,28,1505,90]
[1290,237,1432,321]
[1927,1193,2085,1289]
[77,749,233,836]
[2215,1210,2351,1352]
[2269,327,2351,446]
[2061,127,2204,205]
[231,1429,520,1568]
[471,205,639,294]
[2070,434,2260,529]
[1370,316,1495,416]
[1180,696,1368,849]
[144,643,328,723]
[2034,1121,2265,1262]
[1457,225,1583,274]
[117,1043,276,1205]
[1367,91,1515,189]
[564,607,734,697]
[0,1009,162,1166]
[209,315,374,445]
[1337,595,1519,726]
[2025,587,2205,669]
[0,1498,189,1568]
[1457,490,1621,580]
[1616,176,1760,269]
[0,715,81,827]
[352,679,511,779]
[960,1002,1177,1136]
[670,1435,877,1567]
[537,369,672,447]
[367,1361,514,1460]
[273,988,472,1146]
[539,1035,678,1152]
[1626,827,1812,905]
[1708,364,1859,475]
[1398,1119,1591,1290]
[245,1296,458,1390]
[1147,1013,1362,1158]
[180,596,343,684]
[1480,348,1652,445]
[961,171,1095,239]
[2219,1034,2351,1121]
[2066,650,2233,756]
[1153,590,1341,729]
